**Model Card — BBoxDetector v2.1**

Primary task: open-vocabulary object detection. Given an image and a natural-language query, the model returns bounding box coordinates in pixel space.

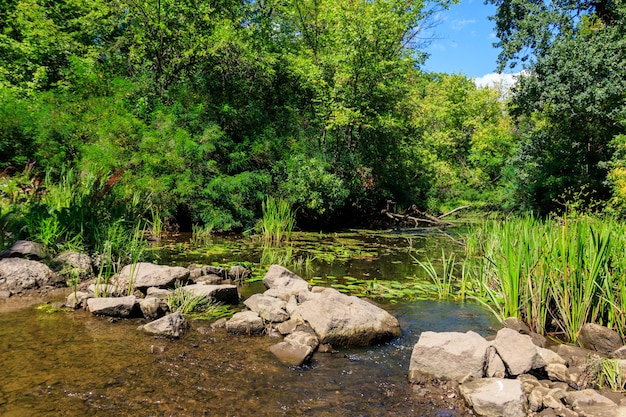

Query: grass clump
[167,285,233,320]
[258,197,295,244]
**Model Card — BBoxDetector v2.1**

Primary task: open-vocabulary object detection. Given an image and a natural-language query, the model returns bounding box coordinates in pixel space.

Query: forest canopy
[0,0,624,231]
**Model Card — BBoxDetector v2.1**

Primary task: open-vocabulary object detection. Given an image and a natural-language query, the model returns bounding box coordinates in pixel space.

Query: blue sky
[420,0,510,82]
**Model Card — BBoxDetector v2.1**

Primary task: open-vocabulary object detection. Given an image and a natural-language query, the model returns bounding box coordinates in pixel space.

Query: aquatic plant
[462,215,626,345]
[190,223,213,247]
[259,197,295,244]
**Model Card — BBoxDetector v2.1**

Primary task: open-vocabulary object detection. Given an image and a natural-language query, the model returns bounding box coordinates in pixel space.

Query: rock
[610,346,626,359]
[0,258,63,291]
[226,311,265,335]
[52,251,94,278]
[565,390,616,409]
[243,293,289,323]
[180,284,239,304]
[538,346,567,366]
[493,327,546,376]
[65,291,90,309]
[113,262,190,291]
[139,297,165,320]
[546,363,571,384]
[228,265,251,283]
[575,405,626,417]
[269,331,319,366]
[486,346,506,378]
[142,312,189,338]
[459,378,527,417]
[201,265,227,279]
[579,323,623,354]
[88,283,122,297]
[503,316,547,347]
[294,287,401,346]
[0,240,44,260]
[408,331,490,383]
[87,295,137,317]
[262,265,311,295]
[528,388,544,412]
[553,344,591,367]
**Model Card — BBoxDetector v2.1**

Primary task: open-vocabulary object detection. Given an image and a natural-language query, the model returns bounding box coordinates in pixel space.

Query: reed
[463,215,626,345]
[259,197,295,244]
[414,250,457,300]
[190,223,213,247]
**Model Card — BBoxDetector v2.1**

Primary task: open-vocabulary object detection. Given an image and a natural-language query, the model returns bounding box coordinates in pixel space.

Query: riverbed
[0,230,498,416]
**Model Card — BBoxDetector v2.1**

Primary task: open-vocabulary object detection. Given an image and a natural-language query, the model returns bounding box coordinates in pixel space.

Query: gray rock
[52,251,94,278]
[610,345,626,359]
[65,290,90,309]
[269,331,319,366]
[87,295,137,317]
[0,258,63,291]
[180,283,239,304]
[294,287,400,346]
[579,323,623,354]
[201,265,227,279]
[538,346,567,366]
[553,344,591,367]
[113,262,190,291]
[493,327,546,376]
[0,240,44,259]
[575,405,626,417]
[546,363,570,384]
[565,389,616,409]
[226,311,265,335]
[486,346,506,378]
[408,330,490,383]
[142,312,189,338]
[228,265,251,283]
[243,293,289,323]
[460,378,527,417]
[263,265,311,295]
[502,316,546,347]
[139,297,165,320]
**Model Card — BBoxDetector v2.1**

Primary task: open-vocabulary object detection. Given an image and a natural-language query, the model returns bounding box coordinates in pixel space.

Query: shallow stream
[0,230,499,416]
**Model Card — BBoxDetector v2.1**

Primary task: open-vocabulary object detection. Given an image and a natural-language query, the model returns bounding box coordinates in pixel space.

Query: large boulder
[0,240,44,260]
[294,287,401,346]
[113,262,190,291]
[408,331,490,383]
[142,312,189,338]
[180,284,239,304]
[0,258,63,291]
[244,293,289,323]
[493,327,546,376]
[87,295,137,317]
[459,378,527,417]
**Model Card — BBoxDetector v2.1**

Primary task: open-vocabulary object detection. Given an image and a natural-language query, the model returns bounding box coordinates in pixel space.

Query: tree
[488,0,626,212]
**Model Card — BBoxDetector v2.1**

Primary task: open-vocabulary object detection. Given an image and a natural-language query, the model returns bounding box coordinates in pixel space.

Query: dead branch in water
[381,201,469,228]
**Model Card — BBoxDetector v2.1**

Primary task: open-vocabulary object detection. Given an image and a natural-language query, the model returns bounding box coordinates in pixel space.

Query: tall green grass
[462,215,626,345]
[259,197,295,244]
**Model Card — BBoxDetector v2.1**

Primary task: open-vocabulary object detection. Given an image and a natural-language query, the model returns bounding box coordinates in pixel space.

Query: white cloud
[451,19,476,31]
[473,72,525,89]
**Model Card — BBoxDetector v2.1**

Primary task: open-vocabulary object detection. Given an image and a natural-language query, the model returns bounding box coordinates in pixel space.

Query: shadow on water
[0,230,499,416]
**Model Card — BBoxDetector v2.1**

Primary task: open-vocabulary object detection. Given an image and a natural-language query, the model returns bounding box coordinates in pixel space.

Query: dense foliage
[0,0,517,239]
[489,0,626,213]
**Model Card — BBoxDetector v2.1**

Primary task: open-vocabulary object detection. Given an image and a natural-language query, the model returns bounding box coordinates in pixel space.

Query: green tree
[489,0,626,212]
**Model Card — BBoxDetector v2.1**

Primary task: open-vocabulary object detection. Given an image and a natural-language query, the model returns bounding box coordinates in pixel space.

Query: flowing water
[0,230,498,416]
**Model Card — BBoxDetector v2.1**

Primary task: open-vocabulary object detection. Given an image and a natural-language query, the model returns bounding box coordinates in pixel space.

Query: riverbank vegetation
[1,1,626,342]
